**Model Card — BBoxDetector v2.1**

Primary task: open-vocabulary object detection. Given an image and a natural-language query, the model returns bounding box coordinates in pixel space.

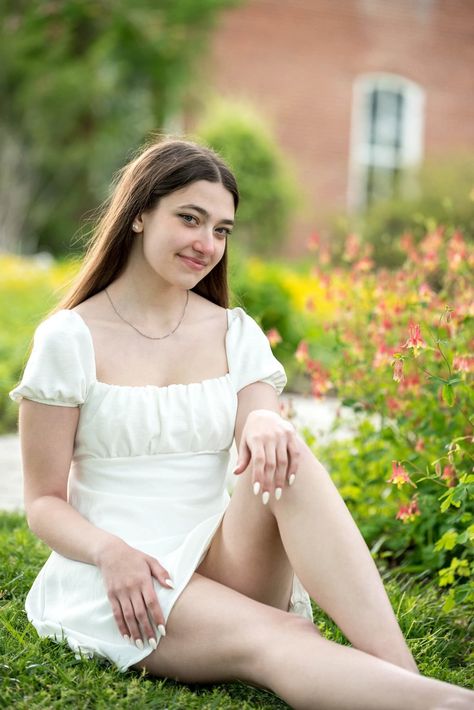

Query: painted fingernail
[165,578,175,588]
[123,634,130,642]
[158,624,167,637]
[289,474,296,486]
[148,637,158,649]
[275,487,282,500]
[253,481,261,495]
[135,639,144,650]
[262,491,270,505]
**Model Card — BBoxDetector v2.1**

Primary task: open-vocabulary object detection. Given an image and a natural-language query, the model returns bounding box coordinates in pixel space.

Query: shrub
[328,156,474,270]
[193,97,300,257]
[294,226,474,611]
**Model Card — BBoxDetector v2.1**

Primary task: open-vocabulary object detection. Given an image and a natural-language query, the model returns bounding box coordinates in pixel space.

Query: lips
[179,255,208,269]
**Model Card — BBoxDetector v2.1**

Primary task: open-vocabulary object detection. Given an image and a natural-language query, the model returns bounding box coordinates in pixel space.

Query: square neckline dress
[9,306,313,672]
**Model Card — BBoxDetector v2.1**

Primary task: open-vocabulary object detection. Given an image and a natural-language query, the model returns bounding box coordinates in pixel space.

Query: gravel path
[0,395,360,512]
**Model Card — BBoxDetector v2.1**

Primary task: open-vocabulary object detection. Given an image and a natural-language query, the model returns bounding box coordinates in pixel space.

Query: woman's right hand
[96,538,174,649]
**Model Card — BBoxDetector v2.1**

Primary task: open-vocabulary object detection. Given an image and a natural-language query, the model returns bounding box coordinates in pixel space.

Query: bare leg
[196,463,296,613]
[199,434,415,670]
[133,573,474,710]
[257,436,423,672]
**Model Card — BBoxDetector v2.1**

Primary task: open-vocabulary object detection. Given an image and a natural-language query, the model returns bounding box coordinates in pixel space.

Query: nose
[193,227,217,256]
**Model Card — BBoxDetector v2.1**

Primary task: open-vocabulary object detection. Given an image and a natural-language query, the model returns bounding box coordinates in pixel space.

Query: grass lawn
[1,511,472,709]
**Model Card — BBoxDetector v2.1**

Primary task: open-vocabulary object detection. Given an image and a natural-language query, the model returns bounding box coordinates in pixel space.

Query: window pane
[368,89,404,150]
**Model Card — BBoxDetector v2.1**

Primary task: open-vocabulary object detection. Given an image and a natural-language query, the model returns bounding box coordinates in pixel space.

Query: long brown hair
[50,136,239,315]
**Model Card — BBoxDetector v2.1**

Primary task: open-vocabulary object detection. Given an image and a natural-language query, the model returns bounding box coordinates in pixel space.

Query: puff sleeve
[9,311,94,407]
[227,307,287,395]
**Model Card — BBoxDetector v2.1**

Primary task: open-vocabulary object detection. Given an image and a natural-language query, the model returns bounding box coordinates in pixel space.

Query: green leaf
[434,529,459,551]
[441,589,456,612]
[442,384,455,407]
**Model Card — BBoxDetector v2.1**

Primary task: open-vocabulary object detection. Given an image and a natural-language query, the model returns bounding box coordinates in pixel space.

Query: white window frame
[348,73,425,211]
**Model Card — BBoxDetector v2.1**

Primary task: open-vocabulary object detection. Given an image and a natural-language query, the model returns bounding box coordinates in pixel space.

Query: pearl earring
[132,223,140,232]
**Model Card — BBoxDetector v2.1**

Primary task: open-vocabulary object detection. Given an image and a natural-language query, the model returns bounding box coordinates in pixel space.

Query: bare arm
[19,398,118,566]
[232,382,301,501]
[19,398,172,646]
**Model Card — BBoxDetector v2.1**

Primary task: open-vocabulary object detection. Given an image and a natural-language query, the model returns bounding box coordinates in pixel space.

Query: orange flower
[402,322,426,358]
[388,461,416,490]
[396,497,421,523]
[266,328,282,347]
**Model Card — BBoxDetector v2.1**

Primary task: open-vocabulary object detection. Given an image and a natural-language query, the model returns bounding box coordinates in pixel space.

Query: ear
[132,214,144,233]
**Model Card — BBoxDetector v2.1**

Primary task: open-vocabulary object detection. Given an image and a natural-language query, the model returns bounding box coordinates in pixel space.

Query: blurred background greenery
[2,1,472,263]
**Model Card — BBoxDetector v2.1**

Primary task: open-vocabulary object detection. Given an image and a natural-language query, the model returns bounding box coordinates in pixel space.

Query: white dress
[9,306,313,672]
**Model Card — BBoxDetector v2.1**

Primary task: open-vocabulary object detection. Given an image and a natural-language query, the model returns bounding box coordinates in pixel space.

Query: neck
[107,273,190,333]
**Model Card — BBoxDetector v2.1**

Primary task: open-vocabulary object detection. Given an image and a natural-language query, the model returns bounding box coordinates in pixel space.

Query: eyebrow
[176,203,235,226]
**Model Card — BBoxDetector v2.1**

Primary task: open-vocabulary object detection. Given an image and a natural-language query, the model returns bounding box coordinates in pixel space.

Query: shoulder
[187,293,228,332]
[9,309,95,406]
[36,309,87,339]
[227,306,265,334]
[225,307,287,394]
[32,309,94,371]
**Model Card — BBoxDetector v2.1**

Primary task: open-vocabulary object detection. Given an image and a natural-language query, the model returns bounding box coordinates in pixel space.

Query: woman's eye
[216,227,232,238]
[180,214,198,225]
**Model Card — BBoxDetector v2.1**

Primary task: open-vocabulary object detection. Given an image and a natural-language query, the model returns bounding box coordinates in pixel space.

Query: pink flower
[353,257,374,273]
[307,231,321,251]
[386,397,402,413]
[373,343,397,368]
[343,233,361,262]
[399,231,419,262]
[392,355,405,382]
[388,461,416,490]
[447,230,467,271]
[415,437,425,452]
[399,373,421,395]
[441,465,457,488]
[295,341,309,364]
[266,328,282,347]
[402,322,426,358]
[319,246,331,265]
[396,497,421,523]
[307,360,333,398]
[453,355,474,373]
[418,283,435,304]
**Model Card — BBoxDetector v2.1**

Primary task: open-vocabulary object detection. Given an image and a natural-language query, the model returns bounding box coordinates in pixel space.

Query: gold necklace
[105,288,189,340]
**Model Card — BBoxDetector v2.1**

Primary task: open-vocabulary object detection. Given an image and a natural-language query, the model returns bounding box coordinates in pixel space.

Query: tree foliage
[193,98,300,257]
[0,0,239,254]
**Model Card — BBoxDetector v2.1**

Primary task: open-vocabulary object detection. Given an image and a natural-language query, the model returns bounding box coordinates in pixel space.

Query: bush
[193,97,300,257]
[0,254,79,433]
[294,226,474,611]
[328,156,474,269]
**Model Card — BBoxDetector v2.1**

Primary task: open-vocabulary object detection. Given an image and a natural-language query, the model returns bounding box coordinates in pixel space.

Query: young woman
[10,138,473,710]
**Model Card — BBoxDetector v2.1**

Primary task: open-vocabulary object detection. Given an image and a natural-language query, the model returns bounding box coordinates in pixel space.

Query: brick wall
[186,0,474,256]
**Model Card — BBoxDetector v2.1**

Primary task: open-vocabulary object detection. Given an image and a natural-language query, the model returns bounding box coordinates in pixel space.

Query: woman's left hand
[233,409,301,504]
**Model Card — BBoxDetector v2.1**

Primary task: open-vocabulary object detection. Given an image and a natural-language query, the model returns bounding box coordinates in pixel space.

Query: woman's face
[134,180,235,287]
